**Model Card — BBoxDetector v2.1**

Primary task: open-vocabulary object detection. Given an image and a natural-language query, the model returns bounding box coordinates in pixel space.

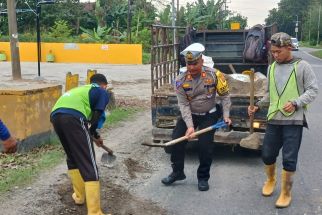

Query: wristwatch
[291,101,298,110]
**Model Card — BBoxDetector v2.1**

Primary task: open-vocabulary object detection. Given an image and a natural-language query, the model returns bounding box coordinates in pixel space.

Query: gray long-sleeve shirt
[257,58,319,125]
[175,67,231,128]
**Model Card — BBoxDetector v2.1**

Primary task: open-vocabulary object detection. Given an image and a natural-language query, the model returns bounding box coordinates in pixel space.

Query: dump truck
[150,24,277,150]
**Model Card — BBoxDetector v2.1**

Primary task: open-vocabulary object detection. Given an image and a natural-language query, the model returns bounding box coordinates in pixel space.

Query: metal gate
[150,25,186,94]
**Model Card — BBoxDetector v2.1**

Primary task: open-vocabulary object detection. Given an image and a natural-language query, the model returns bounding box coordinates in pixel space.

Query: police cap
[180,43,205,65]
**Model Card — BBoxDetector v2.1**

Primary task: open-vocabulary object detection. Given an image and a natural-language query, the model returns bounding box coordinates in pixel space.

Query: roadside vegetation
[266,0,322,47]
[299,41,322,59]
[0,103,144,194]
[0,140,64,193]
[300,41,322,49]
[0,0,247,65]
[310,50,322,59]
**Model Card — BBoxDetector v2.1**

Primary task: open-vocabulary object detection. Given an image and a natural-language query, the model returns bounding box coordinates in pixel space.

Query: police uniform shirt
[175,66,231,128]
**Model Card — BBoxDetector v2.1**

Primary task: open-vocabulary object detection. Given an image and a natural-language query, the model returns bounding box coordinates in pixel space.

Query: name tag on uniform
[182,83,192,91]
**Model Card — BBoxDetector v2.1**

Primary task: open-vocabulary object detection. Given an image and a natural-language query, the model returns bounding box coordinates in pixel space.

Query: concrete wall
[0,42,142,64]
[0,83,62,142]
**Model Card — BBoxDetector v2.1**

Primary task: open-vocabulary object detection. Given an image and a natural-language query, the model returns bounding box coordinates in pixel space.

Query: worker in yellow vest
[248,32,318,208]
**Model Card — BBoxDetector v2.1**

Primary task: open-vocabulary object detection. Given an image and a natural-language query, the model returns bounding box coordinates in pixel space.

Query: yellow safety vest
[267,61,300,120]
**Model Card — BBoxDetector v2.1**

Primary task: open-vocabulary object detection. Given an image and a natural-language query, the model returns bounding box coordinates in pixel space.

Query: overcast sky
[81,0,280,27]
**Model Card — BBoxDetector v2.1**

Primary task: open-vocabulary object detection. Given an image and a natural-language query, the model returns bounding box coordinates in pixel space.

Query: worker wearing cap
[51,73,110,215]
[161,43,232,191]
[0,119,17,153]
[248,32,318,208]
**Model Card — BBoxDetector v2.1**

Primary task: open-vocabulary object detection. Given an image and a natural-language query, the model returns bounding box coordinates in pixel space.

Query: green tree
[226,13,248,29]
[302,0,322,44]
[158,5,171,25]
[49,20,73,38]
[265,0,314,38]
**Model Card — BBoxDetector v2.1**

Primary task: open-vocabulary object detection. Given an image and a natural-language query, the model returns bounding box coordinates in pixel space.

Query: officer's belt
[191,106,216,116]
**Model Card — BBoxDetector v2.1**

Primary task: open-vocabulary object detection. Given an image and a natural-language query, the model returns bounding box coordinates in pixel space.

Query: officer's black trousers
[262,124,303,172]
[51,114,99,181]
[170,111,219,181]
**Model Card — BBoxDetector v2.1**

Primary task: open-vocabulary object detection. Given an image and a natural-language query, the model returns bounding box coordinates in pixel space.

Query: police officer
[161,43,232,191]
[249,33,318,208]
[51,74,109,215]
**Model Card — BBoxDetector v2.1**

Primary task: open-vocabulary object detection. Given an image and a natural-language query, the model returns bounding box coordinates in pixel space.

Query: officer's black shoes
[198,180,209,191]
[161,171,186,185]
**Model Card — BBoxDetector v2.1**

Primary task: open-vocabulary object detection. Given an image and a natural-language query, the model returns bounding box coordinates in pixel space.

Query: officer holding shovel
[248,32,318,208]
[161,43,232,191]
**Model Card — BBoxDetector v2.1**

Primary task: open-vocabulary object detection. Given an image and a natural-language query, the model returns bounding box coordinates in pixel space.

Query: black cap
[90,73,108,85]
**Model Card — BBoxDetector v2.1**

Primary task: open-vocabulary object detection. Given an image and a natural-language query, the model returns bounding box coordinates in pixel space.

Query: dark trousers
[51,114,99,181]
[170,111,219,181]
[262,124,303,172]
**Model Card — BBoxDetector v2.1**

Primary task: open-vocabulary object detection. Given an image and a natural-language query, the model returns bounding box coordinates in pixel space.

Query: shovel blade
[101,153,116,163]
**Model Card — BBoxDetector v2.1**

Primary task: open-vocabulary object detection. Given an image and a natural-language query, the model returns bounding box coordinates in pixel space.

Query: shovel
[100,144,116,163]
[240,69,261,150]
[142,120,228,148]
[92,137,116,163]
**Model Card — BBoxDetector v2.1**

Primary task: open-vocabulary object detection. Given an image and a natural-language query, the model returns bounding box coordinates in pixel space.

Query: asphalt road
[135,49,322,215]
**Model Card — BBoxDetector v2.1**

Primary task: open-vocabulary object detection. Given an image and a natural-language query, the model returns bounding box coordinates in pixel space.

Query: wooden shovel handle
[164,126,214,147]
[101,144,114,155]
[249,69,255,134]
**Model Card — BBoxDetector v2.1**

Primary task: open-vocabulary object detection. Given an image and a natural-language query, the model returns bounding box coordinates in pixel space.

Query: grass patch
[0,141,64,193]
[142,52,151,64]
[106,107,142,127]
[310,50,322,59]
[300,41,322,49]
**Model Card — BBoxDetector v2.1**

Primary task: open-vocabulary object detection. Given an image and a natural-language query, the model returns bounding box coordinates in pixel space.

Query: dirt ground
[0,110,168,215]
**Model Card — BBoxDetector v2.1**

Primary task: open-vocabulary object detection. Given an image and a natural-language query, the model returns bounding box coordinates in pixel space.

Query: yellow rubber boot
[262,163,276,196]
[68,169,85,205]
[275,169,294,208]
[85,181,107,215]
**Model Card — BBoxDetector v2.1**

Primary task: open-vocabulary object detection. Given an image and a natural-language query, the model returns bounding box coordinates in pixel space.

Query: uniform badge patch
[215,70,229,95]
[186,51,193,61]
[176,81,182,89]
[182,83,191,88]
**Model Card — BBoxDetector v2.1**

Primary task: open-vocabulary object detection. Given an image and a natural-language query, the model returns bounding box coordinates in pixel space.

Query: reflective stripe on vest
[267,61,300,120]
[52,84,96,119]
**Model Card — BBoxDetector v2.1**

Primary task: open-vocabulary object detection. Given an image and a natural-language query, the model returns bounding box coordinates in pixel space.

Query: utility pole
[176,0,179,25]
[317,6,321,46]
[171,0,176,54]
[7,0,21,80]
[36,1,41,77]
[308,10,311,43]
[295,15,299,40]
[127,0,132,43]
